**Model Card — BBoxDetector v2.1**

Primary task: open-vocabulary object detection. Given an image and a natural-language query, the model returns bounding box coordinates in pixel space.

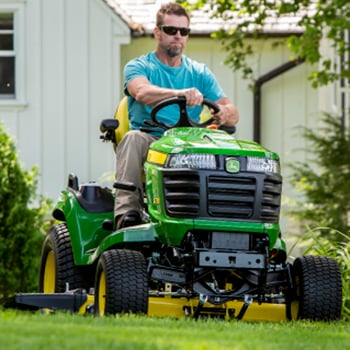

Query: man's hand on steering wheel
[177,88,203,107]
[211,104,230,126]
[177,89,229,127]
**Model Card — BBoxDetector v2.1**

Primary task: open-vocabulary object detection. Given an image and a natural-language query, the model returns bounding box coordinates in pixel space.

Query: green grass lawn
[1,309,349,350]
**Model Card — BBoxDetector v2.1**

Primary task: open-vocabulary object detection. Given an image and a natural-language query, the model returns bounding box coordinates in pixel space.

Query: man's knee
[122,130,156,150]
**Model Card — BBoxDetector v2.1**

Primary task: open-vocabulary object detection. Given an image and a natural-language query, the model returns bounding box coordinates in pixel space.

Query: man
[115,2,239,229]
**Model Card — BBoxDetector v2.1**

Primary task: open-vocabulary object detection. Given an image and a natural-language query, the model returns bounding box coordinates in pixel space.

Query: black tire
[94,249,148,316]
[286,255,342,321]
[38,223,89,293]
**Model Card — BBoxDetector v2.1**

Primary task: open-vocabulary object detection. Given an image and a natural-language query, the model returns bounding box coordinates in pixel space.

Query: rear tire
[94,249,148,316]
[38,223,89,293]
[286,255,342,321]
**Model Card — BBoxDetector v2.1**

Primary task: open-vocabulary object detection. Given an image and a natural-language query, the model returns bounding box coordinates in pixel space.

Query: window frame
[0,2,26,107]
[0,12,15,99]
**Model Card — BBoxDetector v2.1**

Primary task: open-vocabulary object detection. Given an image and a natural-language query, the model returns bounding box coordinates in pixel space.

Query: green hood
[150,127,279,160]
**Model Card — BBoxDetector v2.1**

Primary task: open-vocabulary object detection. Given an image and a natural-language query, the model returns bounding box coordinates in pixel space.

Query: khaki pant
[114,130,157,219]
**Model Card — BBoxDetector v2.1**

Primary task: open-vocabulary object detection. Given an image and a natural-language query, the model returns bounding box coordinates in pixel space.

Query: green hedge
[0,122,50,301]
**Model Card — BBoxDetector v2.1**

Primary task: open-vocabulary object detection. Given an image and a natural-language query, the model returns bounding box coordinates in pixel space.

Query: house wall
[0,0,130,199]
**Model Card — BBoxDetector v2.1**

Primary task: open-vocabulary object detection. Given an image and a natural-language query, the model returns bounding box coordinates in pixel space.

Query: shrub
[0,122,50,301]
[288,113,350,242]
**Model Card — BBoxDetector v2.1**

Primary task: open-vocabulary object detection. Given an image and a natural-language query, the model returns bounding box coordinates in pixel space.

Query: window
[0,12,15,99]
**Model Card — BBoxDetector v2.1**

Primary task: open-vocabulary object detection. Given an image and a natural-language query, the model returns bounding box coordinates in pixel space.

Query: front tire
[94,249,148,316]
[287,255,342,321]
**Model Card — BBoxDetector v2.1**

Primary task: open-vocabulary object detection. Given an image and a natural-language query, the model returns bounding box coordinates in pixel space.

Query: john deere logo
[226,158,240,173]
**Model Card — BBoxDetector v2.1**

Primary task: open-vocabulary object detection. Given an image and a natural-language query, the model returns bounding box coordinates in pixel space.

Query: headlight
[247,157,280,174]
[166,154,217,169]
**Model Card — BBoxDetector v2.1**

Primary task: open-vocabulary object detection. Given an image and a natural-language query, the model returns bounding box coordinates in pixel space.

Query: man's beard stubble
[166,45,183,58]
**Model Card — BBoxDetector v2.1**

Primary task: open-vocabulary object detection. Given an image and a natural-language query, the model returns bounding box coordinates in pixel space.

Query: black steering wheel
[149,96,219,129]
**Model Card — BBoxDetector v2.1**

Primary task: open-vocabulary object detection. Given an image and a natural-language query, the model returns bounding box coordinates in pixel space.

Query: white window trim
[0,1,27,108]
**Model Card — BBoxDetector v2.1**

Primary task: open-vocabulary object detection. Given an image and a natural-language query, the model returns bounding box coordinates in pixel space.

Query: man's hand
[211,105,229,126]
[211,102,239,127]
[178,88,203,106]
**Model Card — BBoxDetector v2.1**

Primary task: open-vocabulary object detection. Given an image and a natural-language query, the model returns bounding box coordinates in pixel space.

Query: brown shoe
[116,210,142,230]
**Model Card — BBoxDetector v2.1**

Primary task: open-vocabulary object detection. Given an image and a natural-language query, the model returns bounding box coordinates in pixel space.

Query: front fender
[87,223,159,265]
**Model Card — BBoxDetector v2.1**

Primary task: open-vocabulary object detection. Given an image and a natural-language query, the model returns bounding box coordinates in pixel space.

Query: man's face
[155,14,190,58]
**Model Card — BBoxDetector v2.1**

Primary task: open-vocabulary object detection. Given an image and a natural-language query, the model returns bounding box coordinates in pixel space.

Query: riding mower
[10,97,342,321]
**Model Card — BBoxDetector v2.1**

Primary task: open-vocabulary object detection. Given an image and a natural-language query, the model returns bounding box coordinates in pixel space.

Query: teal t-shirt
[123,52,226,136]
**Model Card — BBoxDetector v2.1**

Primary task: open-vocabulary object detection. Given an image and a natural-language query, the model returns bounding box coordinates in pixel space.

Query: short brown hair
[156,2,190,26]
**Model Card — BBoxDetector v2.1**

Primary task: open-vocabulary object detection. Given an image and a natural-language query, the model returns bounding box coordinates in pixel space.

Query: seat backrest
[114,96,130,144]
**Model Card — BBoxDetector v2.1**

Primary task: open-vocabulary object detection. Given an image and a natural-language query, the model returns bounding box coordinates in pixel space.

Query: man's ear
[154,26,161,39]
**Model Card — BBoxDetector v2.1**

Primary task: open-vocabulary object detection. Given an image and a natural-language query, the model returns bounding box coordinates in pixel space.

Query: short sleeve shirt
[124,51,226,136]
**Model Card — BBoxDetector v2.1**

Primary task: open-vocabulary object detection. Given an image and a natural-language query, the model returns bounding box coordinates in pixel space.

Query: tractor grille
[163,173,200,217]
[207,175,255,219]
[163,170,282,223]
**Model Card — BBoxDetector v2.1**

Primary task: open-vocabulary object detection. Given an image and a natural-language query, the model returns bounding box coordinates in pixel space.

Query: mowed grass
[0,310,350,350]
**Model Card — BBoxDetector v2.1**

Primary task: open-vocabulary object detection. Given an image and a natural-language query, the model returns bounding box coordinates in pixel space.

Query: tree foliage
[0,123,50,301]
[178,0,350,87]
[288,113,350,240]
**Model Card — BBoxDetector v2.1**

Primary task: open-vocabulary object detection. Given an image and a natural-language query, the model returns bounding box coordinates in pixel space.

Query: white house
[0,0,345,233]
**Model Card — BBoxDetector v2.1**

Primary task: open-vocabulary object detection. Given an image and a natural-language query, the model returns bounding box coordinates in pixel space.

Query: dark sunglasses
[158,25,191,36]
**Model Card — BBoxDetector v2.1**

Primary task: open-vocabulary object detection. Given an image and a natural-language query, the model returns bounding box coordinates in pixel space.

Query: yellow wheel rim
[43,250,56,293]
[98,271,106,316]
[290,275,300,320]
[290,300,299,320]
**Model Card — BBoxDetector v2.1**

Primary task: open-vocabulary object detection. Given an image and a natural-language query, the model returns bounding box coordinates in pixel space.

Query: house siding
[0,0,130,199]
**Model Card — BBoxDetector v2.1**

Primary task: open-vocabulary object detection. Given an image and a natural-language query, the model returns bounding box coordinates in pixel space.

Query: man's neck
[155,50,182,67]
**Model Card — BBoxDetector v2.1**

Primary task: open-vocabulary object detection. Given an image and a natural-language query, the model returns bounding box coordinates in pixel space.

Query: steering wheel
[149,96,219,129]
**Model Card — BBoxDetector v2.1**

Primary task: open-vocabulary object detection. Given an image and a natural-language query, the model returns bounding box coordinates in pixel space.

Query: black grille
[261,175,282,222]
[163,173,200,216]
[208,175,255,219]
[163,170,282,223]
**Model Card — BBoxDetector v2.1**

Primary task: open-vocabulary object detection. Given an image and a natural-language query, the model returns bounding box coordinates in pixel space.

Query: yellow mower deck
[148,297,286,321]
[78,295,286,321]
[10,290,286,321]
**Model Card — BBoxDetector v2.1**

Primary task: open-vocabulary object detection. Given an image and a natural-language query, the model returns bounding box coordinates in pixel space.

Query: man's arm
[127,77,204,107]
[127,77,239,126]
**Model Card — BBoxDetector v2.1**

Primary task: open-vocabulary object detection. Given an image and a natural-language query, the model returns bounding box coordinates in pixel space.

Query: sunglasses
[158,25,191,36]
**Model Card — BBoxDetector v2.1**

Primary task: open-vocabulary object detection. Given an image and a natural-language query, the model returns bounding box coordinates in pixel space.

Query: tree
[178,0,350,87]
[0,122,50,301]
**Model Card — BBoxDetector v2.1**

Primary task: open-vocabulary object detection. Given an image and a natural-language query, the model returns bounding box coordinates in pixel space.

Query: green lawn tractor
[16,97,343,321]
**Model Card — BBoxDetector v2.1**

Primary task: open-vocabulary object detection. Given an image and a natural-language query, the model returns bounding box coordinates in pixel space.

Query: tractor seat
[114,96,129,145]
